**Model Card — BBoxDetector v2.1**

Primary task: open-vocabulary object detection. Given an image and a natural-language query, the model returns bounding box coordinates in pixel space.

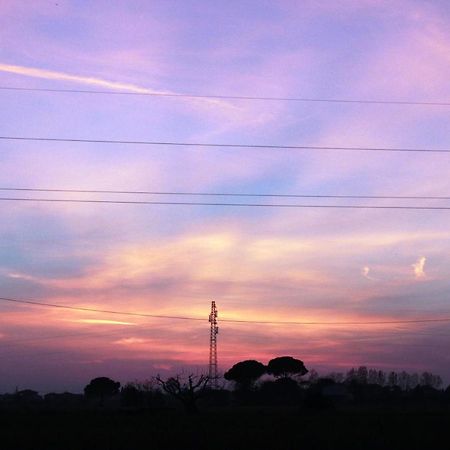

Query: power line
[1,135,450,153]
[1,85,450,107]
[2,187,450,201]
[0,297,205,322]
[1,197,450,210]
[2,296,450,326]
[222,317,450,325]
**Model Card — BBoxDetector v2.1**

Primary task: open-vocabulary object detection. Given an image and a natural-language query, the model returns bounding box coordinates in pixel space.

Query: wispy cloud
[15,61,291,135]
[114,337,147,345]
[0,62,236,115]
[71,319,136,326]
[412,256,427,279]
[0,62,173,94]
[6,271,40,282]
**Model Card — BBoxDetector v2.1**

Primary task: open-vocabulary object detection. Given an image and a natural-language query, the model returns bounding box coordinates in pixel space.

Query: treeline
[0,358,448,413]
[312,366,443,390]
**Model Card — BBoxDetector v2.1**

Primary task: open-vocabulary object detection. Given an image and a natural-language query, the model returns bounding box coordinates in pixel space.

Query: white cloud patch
[412,256,426,279]
[7,271,40,282]
[361,266,376,280]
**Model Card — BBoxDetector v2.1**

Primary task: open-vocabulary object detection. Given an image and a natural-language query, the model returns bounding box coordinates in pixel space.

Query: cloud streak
[0,62,237,116]
[0,63,174,94]
[69,319,136,326]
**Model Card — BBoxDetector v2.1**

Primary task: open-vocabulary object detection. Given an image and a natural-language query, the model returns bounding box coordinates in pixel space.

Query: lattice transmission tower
[208,301,219,388]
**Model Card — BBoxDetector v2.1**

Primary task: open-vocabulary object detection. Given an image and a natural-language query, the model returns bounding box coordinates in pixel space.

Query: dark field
[2,408,450,450]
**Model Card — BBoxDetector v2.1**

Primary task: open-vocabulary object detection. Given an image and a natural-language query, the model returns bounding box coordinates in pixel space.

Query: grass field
[1,407,450,450]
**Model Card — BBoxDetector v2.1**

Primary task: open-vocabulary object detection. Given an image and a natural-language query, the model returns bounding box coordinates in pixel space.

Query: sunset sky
[1,0,450,393]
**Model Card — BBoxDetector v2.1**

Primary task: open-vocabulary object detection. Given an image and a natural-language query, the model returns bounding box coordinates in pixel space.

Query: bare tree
[398,371,410,391]
[368,369,378,385]
[432,374,443,389]
[377,370,386,387]
[356,366,368,384]
[345,368,357,383]
[388,371,398,387]
[155,374,209,414]
[420,372,443,389]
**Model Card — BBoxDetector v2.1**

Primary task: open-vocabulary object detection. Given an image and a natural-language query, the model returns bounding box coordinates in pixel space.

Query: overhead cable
[1,85,450,107]
[1,187,450,201]
[2,296,450,326]
[1,135,450,153]
[1,197,450,210]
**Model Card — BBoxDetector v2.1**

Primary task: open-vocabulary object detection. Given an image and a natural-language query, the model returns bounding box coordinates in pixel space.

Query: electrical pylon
[208,301,219,388]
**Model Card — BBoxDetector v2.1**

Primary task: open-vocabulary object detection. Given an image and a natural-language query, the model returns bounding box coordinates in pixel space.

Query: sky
[1,0,450,393]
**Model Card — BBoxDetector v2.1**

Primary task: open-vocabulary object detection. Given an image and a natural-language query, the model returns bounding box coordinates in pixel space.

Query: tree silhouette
[356,366,368,384]
[224,360,266,389]
[84,377,120,406]
[267,356,308,379]
[345,368,357,383]
[155,374,209,414]
[420,372,442,389]
[368,369,379,385]
[377,370,386,386]
[388,371,398,387]
[121,380,164,409]
[308,369,319,384]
